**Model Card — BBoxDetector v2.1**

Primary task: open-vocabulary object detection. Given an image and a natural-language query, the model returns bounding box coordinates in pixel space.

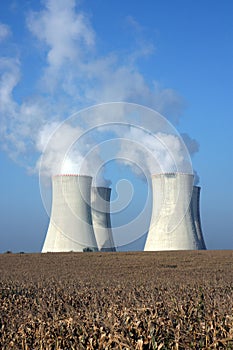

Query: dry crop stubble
[0,251,232,349]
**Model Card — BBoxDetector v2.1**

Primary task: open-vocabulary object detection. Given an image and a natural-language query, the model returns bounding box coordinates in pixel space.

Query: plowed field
[0,250,232,349]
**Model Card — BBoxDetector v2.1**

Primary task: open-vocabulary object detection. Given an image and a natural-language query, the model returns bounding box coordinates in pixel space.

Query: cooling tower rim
[193,185,201,189]
[151,172,194,177]
[92,186,111,190]
[53,174,92,179]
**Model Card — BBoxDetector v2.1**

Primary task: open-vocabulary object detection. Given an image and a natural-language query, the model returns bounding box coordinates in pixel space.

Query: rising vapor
[0,0,199,183]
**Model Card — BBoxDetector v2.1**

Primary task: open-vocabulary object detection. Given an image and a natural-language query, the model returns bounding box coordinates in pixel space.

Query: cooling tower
[91,187,116,252]
[144,173,202,251]
[191,186,206,249]
[42,175,98,252]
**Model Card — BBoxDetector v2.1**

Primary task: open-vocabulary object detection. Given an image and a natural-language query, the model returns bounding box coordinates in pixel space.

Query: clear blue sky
[0,0,232,252]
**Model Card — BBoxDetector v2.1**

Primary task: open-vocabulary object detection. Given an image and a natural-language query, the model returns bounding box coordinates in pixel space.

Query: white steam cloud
[117,128,190,176]
[0,0,200,184]
[0,23,11,42]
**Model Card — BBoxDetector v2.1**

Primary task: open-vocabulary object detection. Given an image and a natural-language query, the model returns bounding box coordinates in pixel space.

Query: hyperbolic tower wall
[144,173,206,251]
[42,175,98,252]
[191,185,206,249]
[91,187,116,252]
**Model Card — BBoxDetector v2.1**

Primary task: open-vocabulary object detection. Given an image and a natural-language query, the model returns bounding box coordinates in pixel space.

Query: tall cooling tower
[91,187,116,252]
[191,186,206,249]
[144,173,203,251]
[42,175,98,252]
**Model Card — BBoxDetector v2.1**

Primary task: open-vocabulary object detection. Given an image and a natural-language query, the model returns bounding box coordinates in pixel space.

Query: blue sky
[0,0,232,252]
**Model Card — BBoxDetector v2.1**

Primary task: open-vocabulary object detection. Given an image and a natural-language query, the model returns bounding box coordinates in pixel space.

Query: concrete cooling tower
[91,187,116,252]
[144,173,206,251]
[42,175,98,252]
[191,186,206,249]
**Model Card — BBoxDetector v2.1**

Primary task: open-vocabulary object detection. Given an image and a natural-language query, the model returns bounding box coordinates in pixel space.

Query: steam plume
[0,1,200,183]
